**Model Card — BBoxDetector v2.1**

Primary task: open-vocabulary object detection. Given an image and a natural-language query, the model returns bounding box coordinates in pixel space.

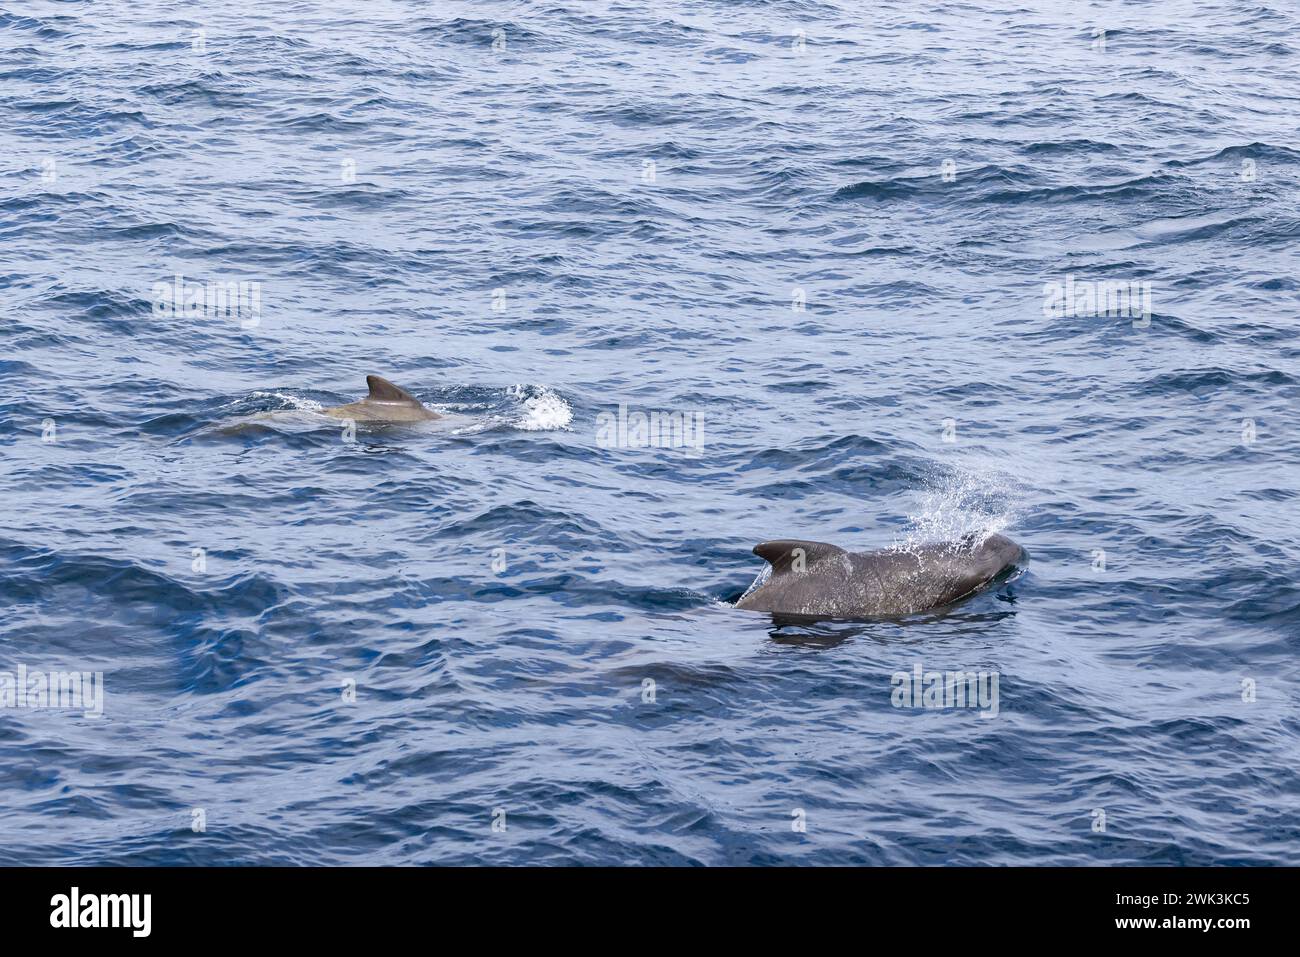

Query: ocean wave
[2,0,1298,867]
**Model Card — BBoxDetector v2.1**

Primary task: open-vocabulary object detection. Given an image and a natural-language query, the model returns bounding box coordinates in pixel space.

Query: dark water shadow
[764,603,1019,647]
[733,573,1027,648]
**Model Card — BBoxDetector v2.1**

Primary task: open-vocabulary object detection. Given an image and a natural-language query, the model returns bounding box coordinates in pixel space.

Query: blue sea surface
[1,1,1298,865]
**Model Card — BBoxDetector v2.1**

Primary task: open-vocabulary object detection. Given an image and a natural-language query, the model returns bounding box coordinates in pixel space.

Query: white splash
[893,463,1020,552]
[509,384,573,431]
[736,562,771,603]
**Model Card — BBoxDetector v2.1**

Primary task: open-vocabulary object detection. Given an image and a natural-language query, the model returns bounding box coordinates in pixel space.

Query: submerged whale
[206,375,443,438]
[321,375,441,423]
[734,533,1024,619]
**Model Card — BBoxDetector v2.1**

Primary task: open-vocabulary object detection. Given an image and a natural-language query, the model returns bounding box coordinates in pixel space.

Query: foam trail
[246,391,324,413]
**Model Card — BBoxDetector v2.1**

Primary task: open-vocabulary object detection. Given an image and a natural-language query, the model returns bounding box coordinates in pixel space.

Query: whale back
[752,540,846,574]
[322,375,441,422]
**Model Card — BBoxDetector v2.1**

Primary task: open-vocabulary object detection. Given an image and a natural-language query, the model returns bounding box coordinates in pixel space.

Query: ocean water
[1,0,1298,866]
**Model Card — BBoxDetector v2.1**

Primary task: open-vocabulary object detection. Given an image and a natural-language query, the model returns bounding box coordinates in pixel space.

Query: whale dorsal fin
[366,375,419,404]
[753,540,845,574]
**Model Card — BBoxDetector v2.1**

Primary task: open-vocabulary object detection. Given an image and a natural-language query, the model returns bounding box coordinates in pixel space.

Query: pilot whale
[734,533,1024,619]
[321,375,441,423]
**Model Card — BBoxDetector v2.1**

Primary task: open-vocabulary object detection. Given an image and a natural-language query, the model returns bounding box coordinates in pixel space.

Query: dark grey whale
[734,533,1025,619]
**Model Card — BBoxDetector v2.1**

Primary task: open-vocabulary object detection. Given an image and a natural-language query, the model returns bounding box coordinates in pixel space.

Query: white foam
[509,384,573,431]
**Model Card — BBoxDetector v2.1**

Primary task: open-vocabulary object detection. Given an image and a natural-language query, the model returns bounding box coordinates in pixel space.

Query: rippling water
[2,1,1298,865]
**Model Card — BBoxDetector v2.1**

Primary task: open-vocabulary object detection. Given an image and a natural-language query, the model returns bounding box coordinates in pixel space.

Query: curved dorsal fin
[753,540,845,574]
[366,375,419,403]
